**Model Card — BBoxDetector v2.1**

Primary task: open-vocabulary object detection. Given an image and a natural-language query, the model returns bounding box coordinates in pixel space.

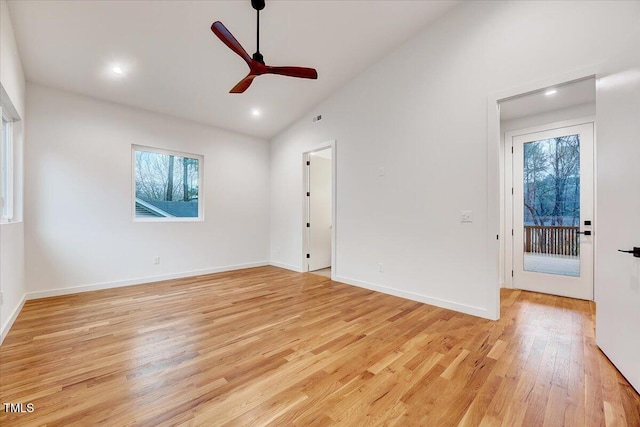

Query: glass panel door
[512,122,594,300]
[522,134,580,277]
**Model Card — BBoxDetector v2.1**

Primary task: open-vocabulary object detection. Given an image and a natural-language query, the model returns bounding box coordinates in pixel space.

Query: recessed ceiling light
[112,66,124,75]
[251,109,261,117]
[545,89,557,96]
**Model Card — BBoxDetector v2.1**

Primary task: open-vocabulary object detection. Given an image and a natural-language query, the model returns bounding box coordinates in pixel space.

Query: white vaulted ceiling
[7,0,461,139]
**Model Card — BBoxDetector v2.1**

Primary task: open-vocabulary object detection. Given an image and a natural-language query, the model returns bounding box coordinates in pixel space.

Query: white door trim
[302,140,337,280]
[504,116,596,289]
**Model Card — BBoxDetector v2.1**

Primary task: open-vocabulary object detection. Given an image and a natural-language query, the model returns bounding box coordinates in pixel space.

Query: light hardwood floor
[310,268,332,278]
[1,266,638,426]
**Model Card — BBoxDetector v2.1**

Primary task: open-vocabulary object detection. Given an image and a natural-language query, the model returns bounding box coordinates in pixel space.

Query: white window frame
[1,108,14,223]
[131,144,204,222]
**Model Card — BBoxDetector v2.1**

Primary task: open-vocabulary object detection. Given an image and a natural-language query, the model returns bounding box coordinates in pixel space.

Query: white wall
[25,84,270,297]
[0,1,24,116]
[269,1,640,319]
[0,0,26,342]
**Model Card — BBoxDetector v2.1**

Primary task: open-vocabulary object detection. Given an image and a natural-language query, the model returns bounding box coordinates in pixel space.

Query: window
[132,145,203,221]
[1,112,13,222]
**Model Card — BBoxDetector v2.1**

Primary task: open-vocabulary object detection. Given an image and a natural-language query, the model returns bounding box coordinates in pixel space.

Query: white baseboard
[269,261,303,273]
[1,294,26,345]
[334,275,492,320]
[26,261,269,300]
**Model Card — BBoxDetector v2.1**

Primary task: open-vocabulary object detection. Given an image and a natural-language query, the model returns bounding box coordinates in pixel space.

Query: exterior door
[307,153,332,271]
[512,122,594,300]
[595,27,640,392]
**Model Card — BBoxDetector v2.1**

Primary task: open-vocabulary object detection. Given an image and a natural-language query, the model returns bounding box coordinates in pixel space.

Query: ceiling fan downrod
[252,0,265,64]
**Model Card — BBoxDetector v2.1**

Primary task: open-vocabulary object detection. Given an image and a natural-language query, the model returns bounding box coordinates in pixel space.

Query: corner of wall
[0,0,28,344]
[0,293,26,345]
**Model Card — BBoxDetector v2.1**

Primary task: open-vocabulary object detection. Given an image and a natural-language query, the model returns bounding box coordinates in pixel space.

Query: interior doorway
[489,39,638,388]
[303,144,335,276]
[499,77,596,300]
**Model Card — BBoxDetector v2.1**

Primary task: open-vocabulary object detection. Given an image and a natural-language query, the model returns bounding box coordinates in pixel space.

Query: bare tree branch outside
[523,135,580,227]
[134,149,200,218]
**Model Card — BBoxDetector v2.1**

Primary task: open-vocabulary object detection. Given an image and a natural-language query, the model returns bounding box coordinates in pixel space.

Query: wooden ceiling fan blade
[211,21,252,65]
[265,66,318,80]
[230,74,257,93]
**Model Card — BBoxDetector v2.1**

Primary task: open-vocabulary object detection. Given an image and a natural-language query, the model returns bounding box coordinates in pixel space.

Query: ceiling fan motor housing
[252,0,265,11]
[252,52,264,64]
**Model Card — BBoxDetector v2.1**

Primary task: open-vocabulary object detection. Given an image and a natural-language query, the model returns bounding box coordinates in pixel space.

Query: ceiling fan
[211,0,318,93]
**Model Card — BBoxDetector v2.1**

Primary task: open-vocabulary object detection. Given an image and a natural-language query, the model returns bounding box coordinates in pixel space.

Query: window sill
[132,217,204,223]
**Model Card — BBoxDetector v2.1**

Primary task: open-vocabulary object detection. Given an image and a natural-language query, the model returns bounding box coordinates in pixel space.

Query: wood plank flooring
[1,266,638,426]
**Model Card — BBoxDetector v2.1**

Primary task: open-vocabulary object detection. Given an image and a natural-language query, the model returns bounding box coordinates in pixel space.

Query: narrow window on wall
[132,145,204,221]
[1,111,14,222]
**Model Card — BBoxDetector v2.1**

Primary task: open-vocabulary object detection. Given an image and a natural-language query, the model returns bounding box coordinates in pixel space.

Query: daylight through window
[132,146,203,220]
[1,113,14,222]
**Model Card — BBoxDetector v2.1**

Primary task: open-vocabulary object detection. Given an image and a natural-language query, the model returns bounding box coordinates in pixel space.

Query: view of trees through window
[134,147,200,219]
[1,114,13,221]
[523,135,580,226]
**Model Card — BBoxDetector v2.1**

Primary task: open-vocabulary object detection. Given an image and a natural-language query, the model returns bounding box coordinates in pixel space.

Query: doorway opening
[302,143,336,278]
[499,77,596,300]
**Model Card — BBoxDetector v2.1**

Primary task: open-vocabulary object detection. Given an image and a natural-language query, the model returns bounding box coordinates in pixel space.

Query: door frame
[487,66,600,319]
[301,140,337,279]
[505,118,596,297]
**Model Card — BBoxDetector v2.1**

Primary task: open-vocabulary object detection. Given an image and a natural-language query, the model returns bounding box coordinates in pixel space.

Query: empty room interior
[1,0,639,425]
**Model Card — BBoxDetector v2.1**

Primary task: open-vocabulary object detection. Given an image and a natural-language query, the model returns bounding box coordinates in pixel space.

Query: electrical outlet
[154,257,160,265]
[378,167,385,176]
[461,211,473,222]
[378,263,384,272]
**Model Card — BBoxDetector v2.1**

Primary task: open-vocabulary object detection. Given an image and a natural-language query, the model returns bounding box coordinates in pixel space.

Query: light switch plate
[461,211,473,222]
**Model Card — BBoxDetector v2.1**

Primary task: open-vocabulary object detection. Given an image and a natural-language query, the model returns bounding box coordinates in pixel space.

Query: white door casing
[595,26,640,393]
